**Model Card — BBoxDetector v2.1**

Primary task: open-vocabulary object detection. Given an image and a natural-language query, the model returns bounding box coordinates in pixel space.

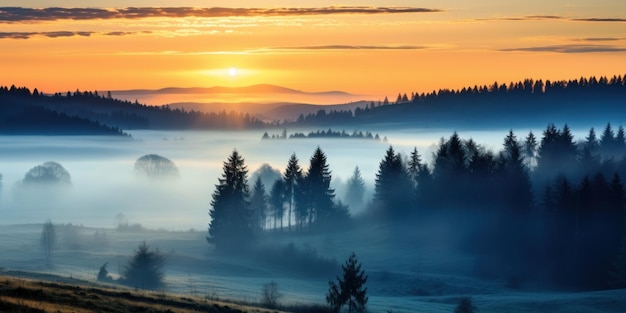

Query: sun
[228,67,238,77]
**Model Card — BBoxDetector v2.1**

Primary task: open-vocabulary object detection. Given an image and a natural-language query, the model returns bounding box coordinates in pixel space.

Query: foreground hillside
[0,273,277,313]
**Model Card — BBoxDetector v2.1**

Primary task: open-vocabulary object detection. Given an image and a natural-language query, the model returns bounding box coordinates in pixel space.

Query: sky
[1,1,625,100]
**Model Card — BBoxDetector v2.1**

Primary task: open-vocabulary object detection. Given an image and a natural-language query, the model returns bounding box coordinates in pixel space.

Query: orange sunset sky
[1,1,625,100]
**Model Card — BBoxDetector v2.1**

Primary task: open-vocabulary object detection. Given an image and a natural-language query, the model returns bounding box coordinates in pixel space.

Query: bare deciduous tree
[260,281,282,309]
[24,162,71,185]
[134,154,179,180]
[40,220,57,266]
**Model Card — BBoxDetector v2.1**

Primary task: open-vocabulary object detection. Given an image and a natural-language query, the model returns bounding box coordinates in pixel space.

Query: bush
[121,241,165,290]
[455,297,477,313]
[260,281,282,309]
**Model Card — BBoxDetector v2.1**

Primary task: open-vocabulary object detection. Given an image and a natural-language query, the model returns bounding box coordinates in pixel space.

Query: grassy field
[0,272,284,313]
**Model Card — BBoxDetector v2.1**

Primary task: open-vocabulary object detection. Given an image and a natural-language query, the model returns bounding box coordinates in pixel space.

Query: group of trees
[208,122,626,290]
[262,128,386,142]
[290,74,626,127]
[0,84,265,132]
[207,148,351,250]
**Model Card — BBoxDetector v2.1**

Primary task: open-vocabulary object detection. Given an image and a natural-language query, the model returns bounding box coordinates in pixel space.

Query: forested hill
[0,86,266,132]
[291,75,626,128]
[3,74,625,133]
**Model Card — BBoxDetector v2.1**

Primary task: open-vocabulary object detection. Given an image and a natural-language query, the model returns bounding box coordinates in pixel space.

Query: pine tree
[501,130,533,213]
[207,150,253,250]
[249,177,268,233]
[326,252,368,313]
[601,122,616,159]
[284,153,303,231]
[374,146,412,215]
[524,131,538,170]
[122,241,165,290]
[345,166,366,211]
[303,147,335,228]
[269,179,285,230]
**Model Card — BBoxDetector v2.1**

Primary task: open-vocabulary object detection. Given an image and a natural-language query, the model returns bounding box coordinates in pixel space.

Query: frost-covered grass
[1,223,625,313]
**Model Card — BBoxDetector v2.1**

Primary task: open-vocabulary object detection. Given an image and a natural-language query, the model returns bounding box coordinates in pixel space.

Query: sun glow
[228,67,238,77]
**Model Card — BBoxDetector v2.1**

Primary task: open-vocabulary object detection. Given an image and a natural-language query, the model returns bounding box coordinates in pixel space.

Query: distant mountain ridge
[1,74,625,135]
[111,84,353,96]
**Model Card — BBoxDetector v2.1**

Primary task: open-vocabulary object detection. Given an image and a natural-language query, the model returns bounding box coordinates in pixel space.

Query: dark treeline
[207,123,626,291]
[262,128,386,142]
[289,74,626,127]
[0,85,265,132]
[3,74,625,132]
[0,86,128,136]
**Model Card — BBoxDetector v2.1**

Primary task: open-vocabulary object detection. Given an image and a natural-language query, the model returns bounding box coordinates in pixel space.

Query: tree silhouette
[207,150,254,250]
[454,297,478,313]
[134,154,179,180]
[260,281,282,309]
[302,147,336,228]
[345,166,366,211]
[374,146,413,215]
[269,179,286,230]
[23,161,71,185]
[40,220,56,266]
[249,177,268,232]
[500,130,533,214]
[326,252,368,313]
[122,241,165,290]
[523,131,537,170]
[283,153,303,231]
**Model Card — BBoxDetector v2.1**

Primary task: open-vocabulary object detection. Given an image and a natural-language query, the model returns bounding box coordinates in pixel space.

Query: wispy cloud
[575,37,625,42]
[571,18,626,22]
[501,44,626,53]
[477,15,625,23]
[274,45,426,50]
[0,6,442,23]
[0,30,149,39]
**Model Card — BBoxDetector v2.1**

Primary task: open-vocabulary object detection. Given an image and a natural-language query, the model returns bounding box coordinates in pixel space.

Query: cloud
[571,18,626,22]
[477,15,625,23]
[575,37,625,42]
[0,31,148,39]
[274,45,427,50]
[0,6,442,23]
[501,44,626,53]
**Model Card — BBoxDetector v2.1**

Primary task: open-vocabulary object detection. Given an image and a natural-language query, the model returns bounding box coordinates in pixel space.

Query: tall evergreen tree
[580,128,601,170]
[374,146,412,215]
[501,130,533,213]
[524,131,538,170]
[407,147,422,189]
[269,179,285,230]
[207,150,253,251]
[303,147,335,228]
[326,252,368,313]
[283,153,303,231]
[345,166,366,211]
[249,177,268,233]
[601,122,616,159]
[616,126,626,157]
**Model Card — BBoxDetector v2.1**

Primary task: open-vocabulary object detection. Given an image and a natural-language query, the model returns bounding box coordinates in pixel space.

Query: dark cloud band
[0,6,441,22]
[501,44,626,53]
[0,31,147,39]
[275,45,426,50]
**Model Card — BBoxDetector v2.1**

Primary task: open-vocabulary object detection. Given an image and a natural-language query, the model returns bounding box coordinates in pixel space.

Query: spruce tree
[345,166,366,210]
[304,147,335,228]
[269,179,285,230]
[374,146,412,215]
[207,150,253,251]
[249,177,268,233]
[122,241,165,290]
[523,131,537,170]
[326,252,368,313]
[283,153,303,231]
